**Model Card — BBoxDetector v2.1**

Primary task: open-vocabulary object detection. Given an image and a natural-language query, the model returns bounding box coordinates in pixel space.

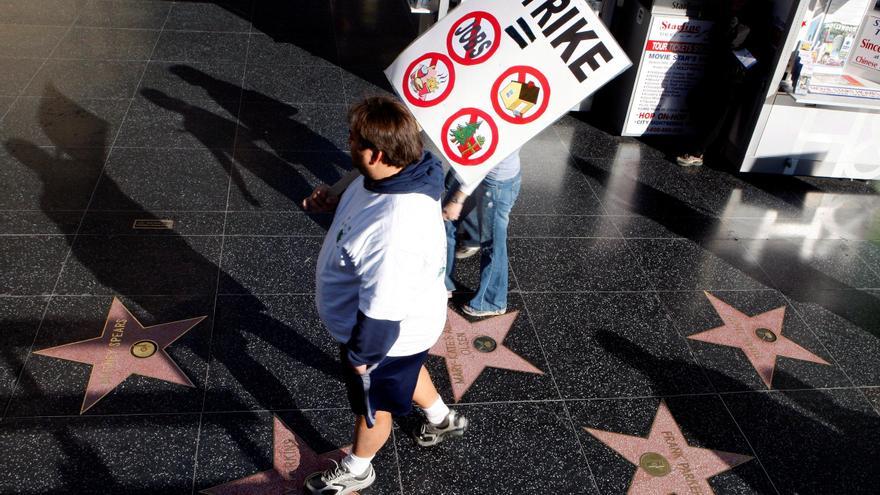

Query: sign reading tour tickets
[385,0,631,188]
[623,15,713,136]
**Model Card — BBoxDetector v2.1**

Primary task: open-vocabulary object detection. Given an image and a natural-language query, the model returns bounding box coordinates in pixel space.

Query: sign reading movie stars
[386,0,631,188]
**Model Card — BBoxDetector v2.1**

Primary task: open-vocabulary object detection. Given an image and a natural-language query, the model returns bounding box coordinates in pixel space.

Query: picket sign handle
[439,0,450,19]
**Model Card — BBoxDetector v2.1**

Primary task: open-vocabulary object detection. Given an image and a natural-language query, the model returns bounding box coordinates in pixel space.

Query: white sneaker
[676,154,704,167]
[303,460,375,494]
[462,304,506,318]
[414,409,469,447]
[455,245,480,259]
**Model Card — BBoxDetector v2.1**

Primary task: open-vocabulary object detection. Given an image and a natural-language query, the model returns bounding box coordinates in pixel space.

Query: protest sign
[385,0,631,188]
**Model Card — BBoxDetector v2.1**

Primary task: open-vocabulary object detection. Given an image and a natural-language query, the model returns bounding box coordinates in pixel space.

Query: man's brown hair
[348,96,423,168]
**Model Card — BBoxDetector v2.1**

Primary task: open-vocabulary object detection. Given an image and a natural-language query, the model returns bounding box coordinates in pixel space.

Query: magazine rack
[737,0,880,179]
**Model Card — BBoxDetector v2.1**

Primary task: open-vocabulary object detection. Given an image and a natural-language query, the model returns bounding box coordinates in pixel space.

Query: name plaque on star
[131,340,158,358]
[754,327,777,343]
[473,335,497,353]
[639,451,672,477]
[385,0,631,189]
[33,297,205,413]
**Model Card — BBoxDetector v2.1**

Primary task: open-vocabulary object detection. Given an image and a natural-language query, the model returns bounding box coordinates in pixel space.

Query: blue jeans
[444,171,521,312]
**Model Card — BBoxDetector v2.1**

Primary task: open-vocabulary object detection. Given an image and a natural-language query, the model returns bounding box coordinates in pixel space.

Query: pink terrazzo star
[33,297,205,413]
[689,292,829,388]
[585,401,753,495]
[201,416,351,495]
[429,308,543,401]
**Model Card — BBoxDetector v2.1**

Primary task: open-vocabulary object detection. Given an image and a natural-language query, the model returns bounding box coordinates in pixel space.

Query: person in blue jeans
[442,150,521,317]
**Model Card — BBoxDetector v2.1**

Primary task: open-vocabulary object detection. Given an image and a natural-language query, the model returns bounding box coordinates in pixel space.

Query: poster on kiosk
[845,9,880,83]
[385,0,631,189]
[622,14,713,136]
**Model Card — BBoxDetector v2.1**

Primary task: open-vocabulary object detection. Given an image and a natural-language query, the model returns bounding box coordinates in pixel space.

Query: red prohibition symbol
[446,11,501,66]
[441,108,499,166]
[402,52,455,107]
[491,65,551,124]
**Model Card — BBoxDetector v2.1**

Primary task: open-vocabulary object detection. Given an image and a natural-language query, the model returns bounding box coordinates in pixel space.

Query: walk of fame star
[585,401,753,495]
[201,416,352,495]
[33,297,205,413]
[689,292,829,388]
[429,308,543,402]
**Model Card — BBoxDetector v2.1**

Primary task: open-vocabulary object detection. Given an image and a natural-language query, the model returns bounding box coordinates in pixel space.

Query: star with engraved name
[33,297,205,413]
[201,416,351,495]
[429,308,543,401]
[585,401,753,495]
[688,292,829,388]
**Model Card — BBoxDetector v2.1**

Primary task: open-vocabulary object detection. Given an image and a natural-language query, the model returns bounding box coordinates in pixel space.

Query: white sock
[341,453,373,476]
[423,396,450,425]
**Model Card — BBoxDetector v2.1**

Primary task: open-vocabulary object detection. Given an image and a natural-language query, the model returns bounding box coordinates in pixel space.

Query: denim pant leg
[469,173,521,312]
[458,195,480,248]
[445,217,458,292]
[443,171,460,292]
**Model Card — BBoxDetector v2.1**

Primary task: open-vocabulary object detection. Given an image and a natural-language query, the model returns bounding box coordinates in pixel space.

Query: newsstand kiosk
[601,0,880,180]
[738,0,880,180]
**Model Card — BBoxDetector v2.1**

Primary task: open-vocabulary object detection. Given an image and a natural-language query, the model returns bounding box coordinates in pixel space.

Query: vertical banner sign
[845,14,880,84]
[386,0,631,188]
[622,15,713,136]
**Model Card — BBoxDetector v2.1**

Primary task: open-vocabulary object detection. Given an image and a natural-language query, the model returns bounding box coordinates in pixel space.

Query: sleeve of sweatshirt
[345,311,400,366]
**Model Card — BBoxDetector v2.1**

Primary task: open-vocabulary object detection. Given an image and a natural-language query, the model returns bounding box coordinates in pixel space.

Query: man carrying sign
[304,97,468,495]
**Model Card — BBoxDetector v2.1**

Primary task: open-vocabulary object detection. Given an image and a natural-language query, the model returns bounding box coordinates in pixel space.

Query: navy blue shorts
[340,346,429,427]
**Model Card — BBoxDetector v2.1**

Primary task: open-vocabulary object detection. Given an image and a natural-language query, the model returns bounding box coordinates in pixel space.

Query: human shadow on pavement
[3,87,344,487]
[167,64,351,186]
[140,68,349,232]
[139,87,261,207]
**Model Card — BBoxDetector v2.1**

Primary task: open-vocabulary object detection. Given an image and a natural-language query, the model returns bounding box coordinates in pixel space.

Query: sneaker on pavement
[455,245,480,259]
[414,410,469,447]
[676,154,704,167]
[304,461,375,495]
[461,304,506,318]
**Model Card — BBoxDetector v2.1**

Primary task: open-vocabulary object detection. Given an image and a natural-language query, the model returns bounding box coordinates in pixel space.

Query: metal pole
[438,0,450,19]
